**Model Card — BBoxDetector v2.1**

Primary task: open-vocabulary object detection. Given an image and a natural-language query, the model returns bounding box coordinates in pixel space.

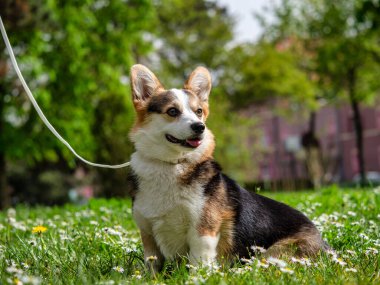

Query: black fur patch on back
[222,175,316,258]
[203,173,222,196]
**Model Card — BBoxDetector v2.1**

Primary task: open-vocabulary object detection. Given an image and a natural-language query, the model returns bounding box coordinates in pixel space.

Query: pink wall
[252,104,380,183]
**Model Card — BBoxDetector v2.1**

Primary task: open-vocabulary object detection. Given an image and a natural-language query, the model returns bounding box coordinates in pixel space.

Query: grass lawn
[0,186,379,284]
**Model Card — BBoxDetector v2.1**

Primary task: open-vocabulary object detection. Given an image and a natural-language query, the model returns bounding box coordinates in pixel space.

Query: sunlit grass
[0,186,379,284]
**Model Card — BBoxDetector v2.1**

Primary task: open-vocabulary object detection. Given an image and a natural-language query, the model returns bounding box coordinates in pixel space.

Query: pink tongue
[186,139,202,147]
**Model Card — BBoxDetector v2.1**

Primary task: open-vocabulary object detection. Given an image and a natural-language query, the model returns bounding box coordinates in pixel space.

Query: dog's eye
[196,108,203,116]
[167,108,180,117]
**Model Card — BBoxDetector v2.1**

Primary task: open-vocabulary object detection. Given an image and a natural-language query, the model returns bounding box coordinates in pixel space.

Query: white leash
[0,16,130,169]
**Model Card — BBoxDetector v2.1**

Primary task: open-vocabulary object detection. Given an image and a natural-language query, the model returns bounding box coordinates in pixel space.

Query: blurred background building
[252,103,380,189]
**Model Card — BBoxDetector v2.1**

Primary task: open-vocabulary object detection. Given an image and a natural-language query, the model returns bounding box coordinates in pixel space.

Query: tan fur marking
[202,102,210,119]
[140,230,165,273]
[178,157,217,186]
[265,226,325,257]
[131,100,149,131]
[196,181,235,259]
[130,87,171,132]
[140,231,160,252]
[217,211,235,259]
[202,133,215,159]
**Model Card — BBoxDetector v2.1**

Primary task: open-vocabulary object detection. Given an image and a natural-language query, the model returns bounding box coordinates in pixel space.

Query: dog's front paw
[188,234,219,269]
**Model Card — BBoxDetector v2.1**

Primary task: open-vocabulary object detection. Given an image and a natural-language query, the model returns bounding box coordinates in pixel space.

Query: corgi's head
[129,64,215,163]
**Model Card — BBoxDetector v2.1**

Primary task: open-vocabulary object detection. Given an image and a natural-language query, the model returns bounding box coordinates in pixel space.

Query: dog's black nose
[191,122,205,134]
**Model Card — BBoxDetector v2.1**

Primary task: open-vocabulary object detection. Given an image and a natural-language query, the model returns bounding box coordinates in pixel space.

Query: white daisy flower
[365,247,379,255]
[332,256,347,266]
[112,266,124,273]
[267,256,287,268]
[250,245,267,253]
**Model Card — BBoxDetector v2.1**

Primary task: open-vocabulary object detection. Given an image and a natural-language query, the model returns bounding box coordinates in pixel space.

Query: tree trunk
[348,68,366,186]
[301,112,323,189]
[0,152,10,210]
[309,111,316,134]
[272,115,281,191]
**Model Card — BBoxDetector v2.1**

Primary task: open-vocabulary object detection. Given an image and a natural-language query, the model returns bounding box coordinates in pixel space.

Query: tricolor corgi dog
[128,64,326,272]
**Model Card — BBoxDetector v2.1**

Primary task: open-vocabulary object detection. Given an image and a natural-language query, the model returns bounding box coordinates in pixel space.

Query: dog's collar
[135,152,190,166]
[160,157,190,165]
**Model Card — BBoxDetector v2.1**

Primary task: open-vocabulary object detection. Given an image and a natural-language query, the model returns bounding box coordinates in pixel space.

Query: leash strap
[0,16,130,169]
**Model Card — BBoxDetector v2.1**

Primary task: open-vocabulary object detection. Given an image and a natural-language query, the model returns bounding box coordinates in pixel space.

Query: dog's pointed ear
[130,64,163,101]
[184,66,212,102]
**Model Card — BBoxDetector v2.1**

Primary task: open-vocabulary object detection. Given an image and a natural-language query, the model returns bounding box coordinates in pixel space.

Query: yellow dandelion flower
[32,225,47,234]
[12,277,22,285]
[280,267,294,274]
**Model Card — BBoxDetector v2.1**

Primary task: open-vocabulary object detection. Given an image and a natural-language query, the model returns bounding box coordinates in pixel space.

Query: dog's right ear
[184,66,212,102]
[130,64,163,101]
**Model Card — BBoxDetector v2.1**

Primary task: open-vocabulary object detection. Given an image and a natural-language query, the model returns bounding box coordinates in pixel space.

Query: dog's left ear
[130,64,163,102]
[184,66,212,102]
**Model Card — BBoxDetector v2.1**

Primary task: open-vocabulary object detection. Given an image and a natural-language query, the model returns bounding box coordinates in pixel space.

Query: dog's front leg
[140,230,165,274]
[134,210,165,274]
[188,229,219,267]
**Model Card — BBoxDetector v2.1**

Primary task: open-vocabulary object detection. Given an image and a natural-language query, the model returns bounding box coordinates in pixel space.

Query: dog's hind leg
[265,225,326,258]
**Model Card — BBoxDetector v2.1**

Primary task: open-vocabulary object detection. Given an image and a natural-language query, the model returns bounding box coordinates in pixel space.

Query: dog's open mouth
[165,134,203,148]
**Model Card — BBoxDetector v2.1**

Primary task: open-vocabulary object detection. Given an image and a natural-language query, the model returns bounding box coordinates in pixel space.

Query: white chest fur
[131,152,205,259]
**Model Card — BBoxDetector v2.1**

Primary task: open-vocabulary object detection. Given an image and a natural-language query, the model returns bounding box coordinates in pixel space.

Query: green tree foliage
[3,0,154,164]
[154,0,233,82]
[0,0,155,205]
[220,43,317,112]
